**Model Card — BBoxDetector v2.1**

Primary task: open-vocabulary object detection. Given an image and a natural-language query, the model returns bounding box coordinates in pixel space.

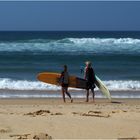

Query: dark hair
[64,65,67,69]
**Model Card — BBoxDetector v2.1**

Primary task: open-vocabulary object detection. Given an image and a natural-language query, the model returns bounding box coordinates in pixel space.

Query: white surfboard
[95,75,111,100]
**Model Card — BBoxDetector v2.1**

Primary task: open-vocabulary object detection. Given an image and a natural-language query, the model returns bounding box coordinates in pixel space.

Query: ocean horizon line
[1,30,140,32]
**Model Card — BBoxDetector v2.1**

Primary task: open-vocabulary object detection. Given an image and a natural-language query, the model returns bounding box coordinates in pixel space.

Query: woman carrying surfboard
[60,65,73,103]
[84,61,96,102]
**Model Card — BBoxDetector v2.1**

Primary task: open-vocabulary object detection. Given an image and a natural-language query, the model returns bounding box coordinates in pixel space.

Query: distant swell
[0,78,140,91]
[0,38,140,54]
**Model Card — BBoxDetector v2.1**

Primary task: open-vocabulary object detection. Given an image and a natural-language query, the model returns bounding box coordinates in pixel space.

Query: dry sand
[0,98,140,139]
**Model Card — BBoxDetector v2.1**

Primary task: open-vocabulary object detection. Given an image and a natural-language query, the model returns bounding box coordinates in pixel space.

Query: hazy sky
[0,1,140,31]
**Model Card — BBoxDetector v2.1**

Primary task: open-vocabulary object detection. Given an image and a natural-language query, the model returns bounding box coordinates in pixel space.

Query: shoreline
[0,90,140,99]
[0,98,140,105]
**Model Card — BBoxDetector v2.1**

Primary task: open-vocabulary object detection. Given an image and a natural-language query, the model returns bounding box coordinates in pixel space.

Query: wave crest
[0,38,140,54]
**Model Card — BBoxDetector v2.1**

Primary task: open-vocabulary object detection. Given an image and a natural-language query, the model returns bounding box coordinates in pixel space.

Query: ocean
[0,31,140,98]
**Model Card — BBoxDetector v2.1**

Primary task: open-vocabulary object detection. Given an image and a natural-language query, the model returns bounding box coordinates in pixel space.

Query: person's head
[85,61,92,68]
[63,65,67,71]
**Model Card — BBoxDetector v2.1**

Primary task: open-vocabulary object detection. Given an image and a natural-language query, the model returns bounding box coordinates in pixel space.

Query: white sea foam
[68,38,140,45]
[0,78,60,91]
[104,80,140,91]
[0,78,140,91]
[0,38,140,54]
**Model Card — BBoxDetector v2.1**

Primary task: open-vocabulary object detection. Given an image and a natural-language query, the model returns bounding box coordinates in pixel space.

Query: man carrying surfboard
[60,65,73,103]
[84,61,96,102]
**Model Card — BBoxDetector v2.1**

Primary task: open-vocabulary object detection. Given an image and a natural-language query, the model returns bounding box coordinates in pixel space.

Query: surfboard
[37,72,111,100]
[37,72,87,89]
[95,76,111,100]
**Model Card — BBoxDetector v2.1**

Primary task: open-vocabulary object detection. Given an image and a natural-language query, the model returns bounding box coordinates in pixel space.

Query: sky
[0,1,140,31]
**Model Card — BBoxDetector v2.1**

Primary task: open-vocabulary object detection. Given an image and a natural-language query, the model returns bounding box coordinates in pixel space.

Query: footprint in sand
[24,110,51,117]
[72,111,110,118]
[82,111,110,118]
[0,127,11,133]
[24,110,63,117]
[111,110,127,114]
[50,112,63,115]
[9,132,52,140]
[9,134,31,139]
[88,111,102,114]
[72,112,81,115]
[32,132,52,140]
[118,138,138,140]
[72,110,128,118]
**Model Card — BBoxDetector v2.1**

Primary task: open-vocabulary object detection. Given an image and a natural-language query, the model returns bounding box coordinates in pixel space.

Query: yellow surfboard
[37,72,87,89]
[37,72,111,100]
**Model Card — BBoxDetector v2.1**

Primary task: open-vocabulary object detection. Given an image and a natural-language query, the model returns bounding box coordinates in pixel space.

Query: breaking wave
[0,78,140,91]
[0,38,140,54]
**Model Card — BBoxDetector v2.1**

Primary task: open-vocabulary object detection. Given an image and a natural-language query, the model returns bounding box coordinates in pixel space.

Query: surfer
[84,61,96,102]
[60,65,73,103]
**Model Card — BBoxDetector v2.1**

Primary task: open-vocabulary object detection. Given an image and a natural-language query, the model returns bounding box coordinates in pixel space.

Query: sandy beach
[0,98,139,139]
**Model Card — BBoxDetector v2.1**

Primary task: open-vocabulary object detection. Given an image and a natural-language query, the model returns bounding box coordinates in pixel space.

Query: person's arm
[92,68,96,82]
[59,72,64,84]
[67,72,69,83]
[84,67,87,80]
[60,72,63,78]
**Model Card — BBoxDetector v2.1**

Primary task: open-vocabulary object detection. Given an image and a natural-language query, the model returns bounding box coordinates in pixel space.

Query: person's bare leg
[61,87,66,102]
[91,89,95,102]
[65,88,73,103]
[86,89,89,102]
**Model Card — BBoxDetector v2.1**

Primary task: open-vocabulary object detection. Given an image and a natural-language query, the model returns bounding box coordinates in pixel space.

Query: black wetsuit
[85,67,96,90]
